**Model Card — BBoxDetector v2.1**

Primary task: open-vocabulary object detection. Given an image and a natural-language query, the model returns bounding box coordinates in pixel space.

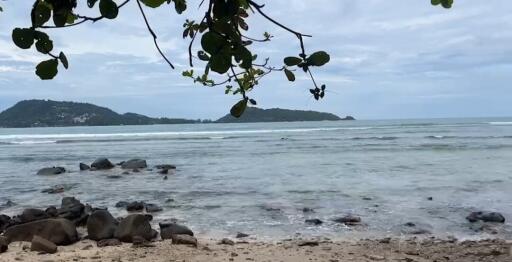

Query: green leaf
[99,0,119,19]
[431,0,441,5]
[284,68,295,82]
[284,57,302,67]
[35,37,53,54]
[209,52,231,74]
[230,99,247,118]
[36,59,59,80]
[12,28,35,49]
[59,52,69,69]
[307,51,330,66]
[32,2,51,27]
[140,0,167,8]
[173,0,187,14]
[88,0,99,8]
[201,32,225,55]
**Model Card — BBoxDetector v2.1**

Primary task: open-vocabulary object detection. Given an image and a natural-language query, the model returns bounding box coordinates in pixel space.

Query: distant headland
[0,100,355,128]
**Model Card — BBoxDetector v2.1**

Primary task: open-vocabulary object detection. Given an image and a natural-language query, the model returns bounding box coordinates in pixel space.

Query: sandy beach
[1,237,511,262]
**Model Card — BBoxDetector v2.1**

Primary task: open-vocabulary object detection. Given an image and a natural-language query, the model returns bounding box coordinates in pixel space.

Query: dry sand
[1,237,511,262]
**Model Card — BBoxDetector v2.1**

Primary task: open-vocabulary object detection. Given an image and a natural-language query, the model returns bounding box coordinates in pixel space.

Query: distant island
[0,100,354,128]
[217,107,354,123]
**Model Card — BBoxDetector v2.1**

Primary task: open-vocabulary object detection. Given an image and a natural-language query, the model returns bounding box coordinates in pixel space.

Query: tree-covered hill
[216,107,354,123]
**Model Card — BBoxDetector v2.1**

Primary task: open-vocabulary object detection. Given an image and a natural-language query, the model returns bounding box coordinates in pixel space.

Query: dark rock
[4,218,78,245]
[151,229,158,239]
[298,241,319,247]
[37,167,66,175]
[97,238,122,247]
[18,208,50,224]
[145,203,162,213]
[121,159,147,169]
[466,211,505,223]
[107,175,123,179]
[91,158,114,170]
[79,163,90,171]
[427,197,433,201]
[155,164,176,170]
[362,197,373,201]
[399,222,432,235]
[58,197,86,225]
[236,232,249,238]
[114,214,153,243]
[132,235,155,248]
[171,234,197,247]
[158,169,169,175]
[163,176,168,180]
[302,208,315,213]
[219,238,235,245]
[87,210,118,241]
[305,219,323,225]
[0,236,7,253]
[159,222,193,240]
[45,206,58,217]
[333,215,361,225]
[0,214,11,232]
[126,201,145,212]
[115,201,129,208]
[31,235,57,254]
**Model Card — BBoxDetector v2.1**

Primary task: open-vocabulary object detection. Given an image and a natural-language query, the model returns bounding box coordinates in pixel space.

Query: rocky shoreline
[1,158,511,261]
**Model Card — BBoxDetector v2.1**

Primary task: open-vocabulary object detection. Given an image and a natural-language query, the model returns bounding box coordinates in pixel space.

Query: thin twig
[136,0,175,69]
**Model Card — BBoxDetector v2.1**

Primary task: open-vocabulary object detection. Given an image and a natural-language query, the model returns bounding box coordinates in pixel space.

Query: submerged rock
[79,163,90,171]
[91,158,114,170]
[145,203,163,213]
[37,167,66,175]
[333,215,361,225]
[398,222,432,235]
[114,214,153,243]
[41,184,75,194]
[31,235,57,254]
[87,210,118,241]
[126,201,145,212]
[305,219,323,225]
[236,232,249,238]
[155,164,176,170]
[121,159,147,169]
[466,211,505,223]
[4,218,78,245]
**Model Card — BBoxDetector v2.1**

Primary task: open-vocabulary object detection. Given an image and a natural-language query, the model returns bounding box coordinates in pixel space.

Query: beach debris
[36,166,66,175]
[466,211,505,223]
[114,214,153,243]
[121,159,147,169]
[31,235,57,254]
[91,158,114,170]
[79,163,90,171]
[4,218,78,245]
[87,210,118,241]
[305,219,323,225]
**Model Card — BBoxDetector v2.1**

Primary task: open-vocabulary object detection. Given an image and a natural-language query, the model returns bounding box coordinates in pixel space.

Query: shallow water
[1,118,512,240]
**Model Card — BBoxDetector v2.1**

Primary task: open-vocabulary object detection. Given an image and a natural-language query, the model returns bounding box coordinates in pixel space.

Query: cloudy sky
[0,0,511,120]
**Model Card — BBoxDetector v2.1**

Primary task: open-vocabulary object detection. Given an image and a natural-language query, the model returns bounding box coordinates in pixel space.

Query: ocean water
[1,118,512,240]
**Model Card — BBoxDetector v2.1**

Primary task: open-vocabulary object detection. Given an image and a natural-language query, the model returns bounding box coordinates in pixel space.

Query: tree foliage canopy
[4,0,454,117]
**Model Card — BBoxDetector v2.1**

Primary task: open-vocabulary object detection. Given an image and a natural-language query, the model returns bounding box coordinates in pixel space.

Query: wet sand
[2,237,511,262]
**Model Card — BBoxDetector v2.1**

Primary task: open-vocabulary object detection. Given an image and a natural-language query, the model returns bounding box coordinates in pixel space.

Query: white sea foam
[489,122,512,125]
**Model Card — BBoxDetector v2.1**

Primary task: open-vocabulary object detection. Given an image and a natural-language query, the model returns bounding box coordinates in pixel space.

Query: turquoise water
[1,118,512,239]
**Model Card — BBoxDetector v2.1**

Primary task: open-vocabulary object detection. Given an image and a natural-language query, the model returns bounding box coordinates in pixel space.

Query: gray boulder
[126,201,145,212]
[171,234,197,247]
[466,212,505,223]
[91,158,114,170]
[121,159,147,169]
[58,197,87,225]
[37,167,66,175]
[87,210,118,241]
[79,163,90,171]
[31,235,57,254]
[160,222,194,240]
[114,214,153,242]
[3,218,78,245]
[15,208,49,224]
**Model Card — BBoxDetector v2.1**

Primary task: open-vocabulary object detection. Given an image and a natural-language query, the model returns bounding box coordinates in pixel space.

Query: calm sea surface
[1,118,512,239]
